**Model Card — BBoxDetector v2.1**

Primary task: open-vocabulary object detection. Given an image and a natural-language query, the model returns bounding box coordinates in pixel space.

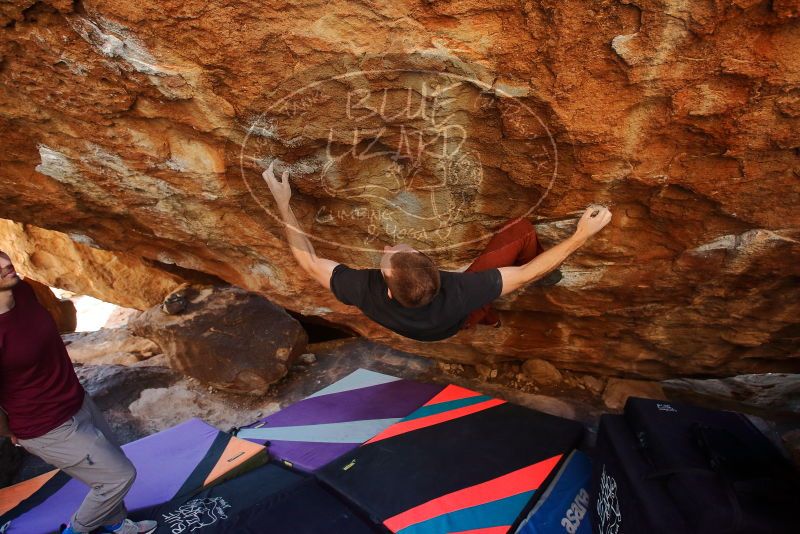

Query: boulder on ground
[75,364,179,411]
[73,363,180,444]
[129,382,272,435]
[103,308,142,329]
[522,359,563,386]
[577,374,606,395]
[661,373,800,419]
[603,378,666,410]
[131,285,307,395]
[299,353,317,365]
[64,326,161,366]
[475,363,498,380]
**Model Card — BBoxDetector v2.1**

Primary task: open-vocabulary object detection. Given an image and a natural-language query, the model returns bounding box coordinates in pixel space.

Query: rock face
[72,363,181,444]
[603,378,667,410]
[522,358,564,386]
[75,363,179,412]
[0,1,798,379]
[128,383,268,435]
[131,286,307,395]
[64,324,161,365]
[25,277,77,333]
[0,219,184,310]
[662,373,800,420]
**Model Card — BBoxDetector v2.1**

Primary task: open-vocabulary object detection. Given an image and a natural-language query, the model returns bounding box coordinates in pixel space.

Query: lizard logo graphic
[162,497,232,533]
[239,58,566,254]
[596,465,622,534]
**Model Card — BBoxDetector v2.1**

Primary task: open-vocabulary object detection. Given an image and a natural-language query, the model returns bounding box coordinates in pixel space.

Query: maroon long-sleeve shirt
[0,280,84,439]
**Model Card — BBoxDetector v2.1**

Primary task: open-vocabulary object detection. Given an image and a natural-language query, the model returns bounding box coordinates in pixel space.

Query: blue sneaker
[101,519,157,534]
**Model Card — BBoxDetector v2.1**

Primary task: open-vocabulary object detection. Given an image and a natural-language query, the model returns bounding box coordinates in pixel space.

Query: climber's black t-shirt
[329,264,503,342]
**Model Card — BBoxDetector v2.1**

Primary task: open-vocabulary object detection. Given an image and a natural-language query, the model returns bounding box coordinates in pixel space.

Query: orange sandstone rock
[0,0,797,378]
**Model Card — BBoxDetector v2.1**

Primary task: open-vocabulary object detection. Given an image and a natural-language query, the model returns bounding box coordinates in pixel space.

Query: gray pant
[18,394,135,533]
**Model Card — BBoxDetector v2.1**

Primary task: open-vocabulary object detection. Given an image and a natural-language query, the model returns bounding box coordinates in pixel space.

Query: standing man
[0,251,156,534]
[261,163,612,342]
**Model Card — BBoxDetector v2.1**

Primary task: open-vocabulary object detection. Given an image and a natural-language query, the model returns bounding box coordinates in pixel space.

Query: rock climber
[262,163,612,342]
[0,251,157,534]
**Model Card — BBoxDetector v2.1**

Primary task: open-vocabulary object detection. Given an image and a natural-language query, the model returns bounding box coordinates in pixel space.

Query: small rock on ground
[522,359,563,386]
[603,378,666,410]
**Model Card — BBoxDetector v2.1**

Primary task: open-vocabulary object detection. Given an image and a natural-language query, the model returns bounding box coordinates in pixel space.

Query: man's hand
[574,205,612,241]
[262,161,292,212]
[260,161,339,290]
[499,205,612,296]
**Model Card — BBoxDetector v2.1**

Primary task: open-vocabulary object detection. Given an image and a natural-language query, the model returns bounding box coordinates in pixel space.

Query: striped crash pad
[0,419,266,534]
[237,368,443,472]
[319,384,585,534]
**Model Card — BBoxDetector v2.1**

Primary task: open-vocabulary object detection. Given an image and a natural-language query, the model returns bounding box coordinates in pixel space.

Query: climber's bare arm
[262,163,338,290]
[499,206,612,296]
[277,204,339,290]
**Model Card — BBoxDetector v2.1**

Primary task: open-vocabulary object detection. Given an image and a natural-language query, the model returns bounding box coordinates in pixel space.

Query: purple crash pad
[0,419,262,534]
[237,368,443,472]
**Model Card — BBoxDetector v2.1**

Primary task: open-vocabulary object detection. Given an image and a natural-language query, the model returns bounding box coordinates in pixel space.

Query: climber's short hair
[386,251,440,308]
